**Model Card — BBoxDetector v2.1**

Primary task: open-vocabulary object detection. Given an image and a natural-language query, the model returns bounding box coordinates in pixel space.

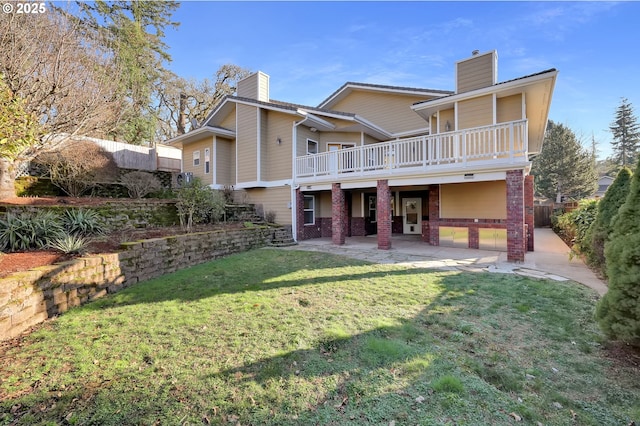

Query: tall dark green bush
[596,158,640,345]
[587,168,632,275]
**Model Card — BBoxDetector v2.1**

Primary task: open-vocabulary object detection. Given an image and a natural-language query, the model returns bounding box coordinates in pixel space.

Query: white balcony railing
[295,119,528,180]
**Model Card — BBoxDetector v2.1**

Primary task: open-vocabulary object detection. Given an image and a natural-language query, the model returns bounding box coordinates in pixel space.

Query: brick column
[524,174,534,251]
[295,188,305,240]
[331,183,346,245]
[506,170,525,262]
[428,185,440,246]
[468,226,479,249]
[377,180,392,250]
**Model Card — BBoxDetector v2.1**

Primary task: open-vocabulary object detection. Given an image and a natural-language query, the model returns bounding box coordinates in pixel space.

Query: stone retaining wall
[0,227,274,341]
[0,200,179,231]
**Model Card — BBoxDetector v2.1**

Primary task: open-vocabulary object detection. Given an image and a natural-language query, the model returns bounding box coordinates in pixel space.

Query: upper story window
[307,139,318,155]
[193,150,200,166]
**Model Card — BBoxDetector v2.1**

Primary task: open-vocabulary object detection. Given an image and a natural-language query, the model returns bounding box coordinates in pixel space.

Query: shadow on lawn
[200,273,499,425]
[1,258,489,425]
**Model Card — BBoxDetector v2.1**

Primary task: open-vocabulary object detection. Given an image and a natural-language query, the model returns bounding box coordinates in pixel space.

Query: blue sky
[163,1,637,159]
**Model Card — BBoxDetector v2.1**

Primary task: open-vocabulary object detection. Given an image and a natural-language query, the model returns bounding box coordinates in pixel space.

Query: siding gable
[456,51,497,93]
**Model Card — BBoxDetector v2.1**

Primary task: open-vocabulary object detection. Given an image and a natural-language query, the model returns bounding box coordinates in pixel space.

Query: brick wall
[331,183,346,245]
[428,185,440,246]
[524,174,535,251]
[295,188,305,240]
[351,217,365,237]
[506,169,525,262]
[0,228,273,341]
[377,180,391,250]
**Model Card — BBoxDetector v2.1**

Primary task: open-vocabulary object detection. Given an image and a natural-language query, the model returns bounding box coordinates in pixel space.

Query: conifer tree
[532,121,598,201]
[610,98,640,168]
[596,157,640,345]
[587,168,632,275]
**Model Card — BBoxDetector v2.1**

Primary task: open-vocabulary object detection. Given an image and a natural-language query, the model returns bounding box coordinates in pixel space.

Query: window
[368,196,377,222]
[307,139,318,155]
[193,150,200,166]
[204,148,210,174]
[303,195,315,225]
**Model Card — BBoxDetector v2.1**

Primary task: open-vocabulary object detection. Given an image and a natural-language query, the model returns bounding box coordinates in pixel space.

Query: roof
[319,82,453,109]
[412,68,558,108]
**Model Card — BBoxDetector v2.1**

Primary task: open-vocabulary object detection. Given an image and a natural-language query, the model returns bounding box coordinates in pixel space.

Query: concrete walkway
[279,228,608,296]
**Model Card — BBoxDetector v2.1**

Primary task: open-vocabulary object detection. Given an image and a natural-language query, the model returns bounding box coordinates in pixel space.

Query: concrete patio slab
[279,228,608,296]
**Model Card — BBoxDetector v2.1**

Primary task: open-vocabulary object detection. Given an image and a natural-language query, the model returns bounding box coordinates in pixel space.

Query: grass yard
[0,248,638,425]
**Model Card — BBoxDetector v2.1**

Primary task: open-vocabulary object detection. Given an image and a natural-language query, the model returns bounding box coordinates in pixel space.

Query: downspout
[291,116,312,241]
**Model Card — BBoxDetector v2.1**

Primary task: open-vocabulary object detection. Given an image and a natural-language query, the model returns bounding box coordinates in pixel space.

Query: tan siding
[215,137,235,186]
[457,53,495,93]
[244,187,292,225]
[264,110,293,181]
[237,73,259,99]
[363,134,379,145]
[318,192,332,217]
[458,95,493,129]
[297,126,316,155]
[260,109,268,181]
[236,104,257,183]
[237,72,269,102]
[438,108,455,132]
[182,137,212,183]
[219,108,236,131]
[320,132,360,149]
[440,181,506,219]
[258,73,269,102]
[497,94,522,123]
[330,91,431,134]
[350,190,364,218]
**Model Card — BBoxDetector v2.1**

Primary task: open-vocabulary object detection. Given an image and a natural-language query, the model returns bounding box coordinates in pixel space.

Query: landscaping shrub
[120,171,162,198]
[265,210,276,223]
[596,158,640,346]
[62,209,105,237]
[0,209,104,252]
[35,140,120,197]
[175,178,225,231]
[551,200,598,257]
[0,211,63,252]
[48,234,90,254]
[587,168,632,276]
[14,176,61,197]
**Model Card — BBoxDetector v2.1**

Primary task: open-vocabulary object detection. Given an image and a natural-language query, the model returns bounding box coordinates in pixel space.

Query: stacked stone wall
[0,228,273,341]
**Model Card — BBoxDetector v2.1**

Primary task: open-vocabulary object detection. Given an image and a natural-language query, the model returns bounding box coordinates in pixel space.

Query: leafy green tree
[610,98,640,168]
[532,120,598,201]
[75,1,180,144]
[587,168,632,275]
[596,157,640,345]
[175,178,225,232]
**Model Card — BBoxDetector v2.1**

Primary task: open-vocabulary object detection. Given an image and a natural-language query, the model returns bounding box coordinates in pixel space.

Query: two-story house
[168,50,557,262]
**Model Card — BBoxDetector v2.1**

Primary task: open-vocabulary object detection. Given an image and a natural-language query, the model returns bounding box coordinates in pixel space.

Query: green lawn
[1,248,638,425]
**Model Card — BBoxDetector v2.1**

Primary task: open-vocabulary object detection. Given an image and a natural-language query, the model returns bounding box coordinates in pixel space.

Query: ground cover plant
[0,249,638,425]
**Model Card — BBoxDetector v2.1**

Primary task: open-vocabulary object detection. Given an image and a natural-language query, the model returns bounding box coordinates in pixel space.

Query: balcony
[295,119,528,184]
